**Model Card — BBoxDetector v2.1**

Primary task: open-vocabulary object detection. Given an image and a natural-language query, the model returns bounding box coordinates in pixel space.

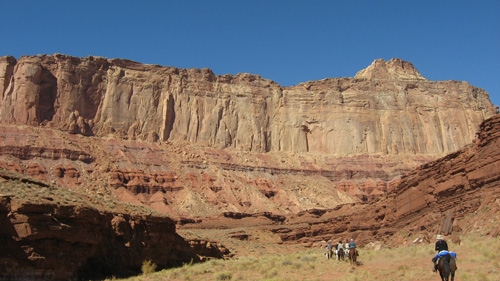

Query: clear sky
[1,1,499,107]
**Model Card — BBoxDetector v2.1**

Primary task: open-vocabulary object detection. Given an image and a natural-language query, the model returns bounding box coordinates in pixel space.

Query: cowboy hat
[436,234,443,240]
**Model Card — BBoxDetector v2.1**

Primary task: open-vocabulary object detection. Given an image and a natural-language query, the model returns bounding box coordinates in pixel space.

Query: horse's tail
[443,254,451,277]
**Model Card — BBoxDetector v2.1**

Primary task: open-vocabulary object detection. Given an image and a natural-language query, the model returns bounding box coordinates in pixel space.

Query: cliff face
[0,54,497,217]
[186,114,500,247]
[1,55,495,156]
[0,171,229,280]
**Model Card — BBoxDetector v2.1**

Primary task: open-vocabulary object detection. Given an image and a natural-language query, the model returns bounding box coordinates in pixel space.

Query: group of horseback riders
[325,238,358,261]
[325,234,456,266]
[326,234,456,270]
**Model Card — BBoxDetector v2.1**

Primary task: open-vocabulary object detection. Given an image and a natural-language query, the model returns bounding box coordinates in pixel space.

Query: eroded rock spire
[354,58,426,80]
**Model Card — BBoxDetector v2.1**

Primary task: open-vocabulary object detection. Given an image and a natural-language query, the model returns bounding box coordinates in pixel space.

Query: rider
[435,234,449,252]
[348,238,357,256]
[432,234,449,272]
[326,242,333,259]
[336,240,344,260]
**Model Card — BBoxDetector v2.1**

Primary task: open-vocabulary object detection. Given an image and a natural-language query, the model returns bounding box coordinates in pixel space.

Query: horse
[437,254,457,281]
[348,248,357,265]
[325,248,333,259]
[337,248,345,261]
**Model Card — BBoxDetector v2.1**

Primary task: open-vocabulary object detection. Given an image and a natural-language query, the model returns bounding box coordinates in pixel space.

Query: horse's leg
[349,250,356,265]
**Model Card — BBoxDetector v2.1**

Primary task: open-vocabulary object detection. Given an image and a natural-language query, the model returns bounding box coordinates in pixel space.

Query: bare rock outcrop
[0,54,497,215]
[270,114,500,246]
[179,114,500,250]
[0,55,495,156]
[0,171,230,280]
[354,58,426,80]
[0,124,441,217]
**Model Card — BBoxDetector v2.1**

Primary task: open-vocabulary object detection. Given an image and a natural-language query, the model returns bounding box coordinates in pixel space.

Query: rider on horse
[336,240,344,260]
[348,238,357,256]
[326,242,333,259]
[432,234,451,272]
[348,238,356,248]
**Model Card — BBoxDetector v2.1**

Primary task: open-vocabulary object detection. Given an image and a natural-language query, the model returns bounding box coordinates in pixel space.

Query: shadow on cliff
[0,173,230,281]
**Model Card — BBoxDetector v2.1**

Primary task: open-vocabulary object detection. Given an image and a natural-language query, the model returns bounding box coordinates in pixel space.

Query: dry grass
[0,169,162,216]
[2,169,498,280]
[109,233,499,281]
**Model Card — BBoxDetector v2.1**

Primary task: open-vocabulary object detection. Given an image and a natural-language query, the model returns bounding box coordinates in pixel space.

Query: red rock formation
[0,54,497,215]
[258,114,500,246]
[0,171,230,280]
[0,55,495,155]
[0,54,499,277]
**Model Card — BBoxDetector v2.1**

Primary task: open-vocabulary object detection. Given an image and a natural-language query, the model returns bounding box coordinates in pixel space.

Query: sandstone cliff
[0,55,495,155]
[282,113,500,244]
[180,114,500,247]
[0,54,497,217]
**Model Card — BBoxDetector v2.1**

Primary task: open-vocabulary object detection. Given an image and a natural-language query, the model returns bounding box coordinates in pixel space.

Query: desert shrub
[476,272,490,281]
[236,256,258,271]
[214,271,232,280]
[291,262,302,270]
[89,233,500,281]
[263,268,278,279]
[459,273,472,281]
[299,254,316,263]
[141,259,157,275]
[208,259,223,269]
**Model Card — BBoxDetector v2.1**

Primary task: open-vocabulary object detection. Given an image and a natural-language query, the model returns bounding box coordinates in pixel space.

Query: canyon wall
[1,55,495,156]
[0,54,497,216]
[0,171,229,280]
[276,114,500,245]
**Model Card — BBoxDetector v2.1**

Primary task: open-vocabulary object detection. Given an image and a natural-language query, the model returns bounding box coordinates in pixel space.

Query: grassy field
[109,233,499,281]
[2,170,498,280]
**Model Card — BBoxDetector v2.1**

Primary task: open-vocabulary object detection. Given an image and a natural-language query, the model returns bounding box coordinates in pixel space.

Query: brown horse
[437,254,457,281]
[348,248,357,265]
[326,248,333,259]
[337,248,345,261]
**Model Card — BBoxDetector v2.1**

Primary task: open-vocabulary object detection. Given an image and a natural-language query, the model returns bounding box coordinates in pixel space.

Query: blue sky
[1,1,499,107]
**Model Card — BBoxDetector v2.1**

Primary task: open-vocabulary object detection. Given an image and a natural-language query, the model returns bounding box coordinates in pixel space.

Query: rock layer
[0,54,497,216]
[0,55,495,155]
[0,124,439,217]
[180,114,500,247]
[281,113,500,245]
[0,171,229,280]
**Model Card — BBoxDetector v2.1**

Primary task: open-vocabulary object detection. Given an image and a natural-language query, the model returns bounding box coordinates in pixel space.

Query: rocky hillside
[180,114,500,248]
[0,54,496,217]
[288,113,500,243]
[0,170,230,280]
